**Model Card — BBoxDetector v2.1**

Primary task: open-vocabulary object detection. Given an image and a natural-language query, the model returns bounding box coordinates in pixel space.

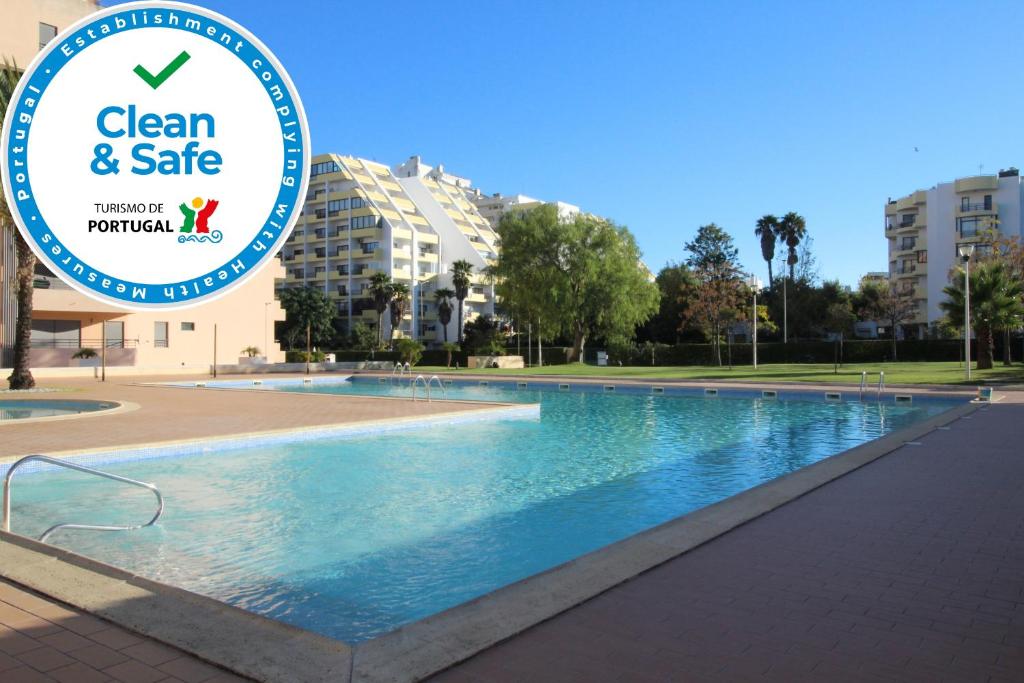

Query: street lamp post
[747,274,762,369]
[958,244,975,380]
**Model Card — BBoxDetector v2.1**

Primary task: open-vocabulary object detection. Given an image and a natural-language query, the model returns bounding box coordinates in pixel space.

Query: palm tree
[1,59,35,389]
[450,259,473,343]
[754,215,779,286]
[940,261,1024,370]
[434,287,455,342]
[778,212,807,280]
[388,282,410,348]
[368,272,393,348]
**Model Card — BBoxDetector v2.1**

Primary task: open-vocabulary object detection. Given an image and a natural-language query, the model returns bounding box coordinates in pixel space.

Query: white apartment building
[884,168,1024,337]
[469,190,580,228]
[281,155,497,345]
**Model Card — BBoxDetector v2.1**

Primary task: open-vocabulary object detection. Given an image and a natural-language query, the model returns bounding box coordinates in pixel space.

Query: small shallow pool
[0,399,117,422]
[5,378,962,643]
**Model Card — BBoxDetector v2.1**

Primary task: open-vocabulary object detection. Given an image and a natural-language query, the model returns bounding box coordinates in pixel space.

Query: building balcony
[955,205,996,219]
[954,175,998,193]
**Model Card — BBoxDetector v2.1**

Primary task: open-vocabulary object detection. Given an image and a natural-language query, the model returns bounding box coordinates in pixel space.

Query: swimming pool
[5,378,962,643]
[0,399,118,421]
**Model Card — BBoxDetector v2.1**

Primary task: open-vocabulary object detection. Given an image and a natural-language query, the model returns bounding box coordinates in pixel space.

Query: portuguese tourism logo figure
[178,197,222,243]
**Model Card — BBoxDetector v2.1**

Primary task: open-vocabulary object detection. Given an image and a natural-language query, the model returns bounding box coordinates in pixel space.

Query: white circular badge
[1,1,310,309]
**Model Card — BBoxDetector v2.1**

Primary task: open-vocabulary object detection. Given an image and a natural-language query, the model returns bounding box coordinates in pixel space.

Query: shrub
[241,346,261,358]
[71,348,97,359]
[396,338,424,366]
[285,350,326,363]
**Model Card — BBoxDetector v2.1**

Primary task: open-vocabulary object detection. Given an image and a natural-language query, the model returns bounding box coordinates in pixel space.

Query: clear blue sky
[109,0,1024,286]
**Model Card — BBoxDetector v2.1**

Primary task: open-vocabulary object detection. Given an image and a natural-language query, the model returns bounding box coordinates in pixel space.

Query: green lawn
[411,361,1024,387]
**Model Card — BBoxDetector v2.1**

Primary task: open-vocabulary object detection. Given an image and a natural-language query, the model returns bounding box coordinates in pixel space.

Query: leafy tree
[1,58,35,390]
[754,215,779,286]
[368,272,393,348]
[641,263,698,343]
[867,283,918,361]
[348,321,376,350]
[680,261,744,366]
[684,223,738,273]
[462,314,505,355]
[434,287,455,342]
[278,287,336,350]
[492,205,659,362]
[441,341,459,368]
[450,260,474,343]
[396,337,424,366]
[778,212,807,280]
[824,300,856,367]
[388,282,410,348]
[940,261,1024,370]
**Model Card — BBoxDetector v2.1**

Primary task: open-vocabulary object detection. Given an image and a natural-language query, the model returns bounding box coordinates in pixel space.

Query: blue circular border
[2,4,307,307]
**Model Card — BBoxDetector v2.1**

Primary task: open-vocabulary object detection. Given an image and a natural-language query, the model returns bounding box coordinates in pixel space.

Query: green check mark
[133,50,191,89]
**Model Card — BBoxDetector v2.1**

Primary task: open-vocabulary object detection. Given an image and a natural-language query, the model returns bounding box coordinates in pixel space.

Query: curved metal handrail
[877,371,885,400]
[390,362,406,385]
[410,374,430,401]
[2,455,164,543]
[427,375,446,400]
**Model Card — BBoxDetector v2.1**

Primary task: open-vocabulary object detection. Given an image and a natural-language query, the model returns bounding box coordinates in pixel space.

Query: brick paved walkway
[433,401,1024,682]
[0,375,503,458]
[0,579,250,683]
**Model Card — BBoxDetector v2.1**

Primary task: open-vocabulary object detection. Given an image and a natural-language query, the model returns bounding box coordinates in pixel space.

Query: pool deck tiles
[432,394,1024,682]
[0,579,251,683]
[0,375,517,460]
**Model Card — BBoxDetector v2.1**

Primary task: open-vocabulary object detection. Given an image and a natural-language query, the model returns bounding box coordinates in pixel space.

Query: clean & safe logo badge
[1,1,310,309]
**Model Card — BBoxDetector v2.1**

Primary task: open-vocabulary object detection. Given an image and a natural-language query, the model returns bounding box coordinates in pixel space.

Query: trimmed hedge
[608,340,970,366]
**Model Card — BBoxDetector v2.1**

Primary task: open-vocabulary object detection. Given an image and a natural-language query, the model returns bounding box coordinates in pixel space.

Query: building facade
[281,154,497,344]
[884,168,1024,337]
[469,190,580,228]
[1,0,286,373]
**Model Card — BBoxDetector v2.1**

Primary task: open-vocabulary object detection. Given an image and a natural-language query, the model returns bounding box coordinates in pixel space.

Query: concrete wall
[28,262,286,369]
[0,0,99,67]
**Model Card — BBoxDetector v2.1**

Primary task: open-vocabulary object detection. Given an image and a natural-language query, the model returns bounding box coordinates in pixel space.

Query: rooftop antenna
[979,163,984,175]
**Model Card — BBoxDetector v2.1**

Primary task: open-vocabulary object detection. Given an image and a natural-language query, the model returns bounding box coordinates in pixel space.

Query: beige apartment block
[884,167,1023,338]
[282,154,497,345]
[1,0,286,374]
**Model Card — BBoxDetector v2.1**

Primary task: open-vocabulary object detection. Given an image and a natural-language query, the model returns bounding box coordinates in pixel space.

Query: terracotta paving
[0,374,505,458]
[0,578,252,683]
[433,399,1024,682]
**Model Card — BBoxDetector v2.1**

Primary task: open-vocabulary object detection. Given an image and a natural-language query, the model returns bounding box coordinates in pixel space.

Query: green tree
[778,212,807,280]
[388,282,410,348]
[643,263,697,343]
[348,321,376,350]
[396,337,424,366]
[824,299,856,367]
[684,223,739,273]
[754,215,779,287]
[940,261,1024,370]
[434,287,455,342]
[461,314,505,355]
[492,205,659,362]
[869,284,918,361]
[680,261,744,366]
[441,341,459,368]
[278,287,336,350]
[367,272,393,348]
[450,260,474,343]
[1,59,35,390]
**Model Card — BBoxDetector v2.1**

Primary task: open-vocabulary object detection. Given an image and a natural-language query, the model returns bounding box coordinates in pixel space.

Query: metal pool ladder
[390,362,407,385]
[2,455,164,543]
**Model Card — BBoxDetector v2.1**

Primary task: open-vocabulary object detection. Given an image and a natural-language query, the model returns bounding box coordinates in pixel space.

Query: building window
[154,322,169,348]
[917,250,928,263]
[961,196,970,211]
[984,194,992,210]
[30,319,80,348]
[181,322,195,331]
[39,23,57,49]
[956,216,992,237]
[310,161,339,177]
[362,241,380,254]
[351,197,366,209]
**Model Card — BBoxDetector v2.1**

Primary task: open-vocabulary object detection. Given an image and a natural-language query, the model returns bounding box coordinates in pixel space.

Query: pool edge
[0,398,979,683]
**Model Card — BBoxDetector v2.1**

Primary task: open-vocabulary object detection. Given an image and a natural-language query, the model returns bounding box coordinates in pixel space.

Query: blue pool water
[6,378,960,643]
[0,399,116,421]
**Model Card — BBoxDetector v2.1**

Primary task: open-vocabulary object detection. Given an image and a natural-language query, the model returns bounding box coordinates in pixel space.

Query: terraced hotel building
[885,168,1024,337]
[281,155,498,344]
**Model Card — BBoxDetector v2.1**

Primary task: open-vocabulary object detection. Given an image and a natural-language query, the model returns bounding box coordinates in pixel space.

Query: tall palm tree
[1,58,35,389]
[433,287,455,342]
[940,260,1024,370]
[368,272,393,349]
[754,215,778,286]
[778,212,807,280]
[450,259,473,343]
[388,282,410,348]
